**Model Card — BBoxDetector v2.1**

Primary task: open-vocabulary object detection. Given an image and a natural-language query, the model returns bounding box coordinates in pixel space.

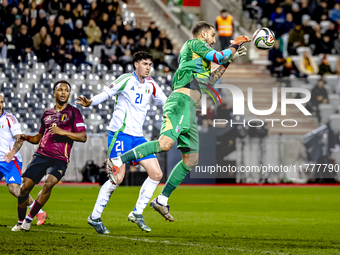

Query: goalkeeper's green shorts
[160,92,199,154]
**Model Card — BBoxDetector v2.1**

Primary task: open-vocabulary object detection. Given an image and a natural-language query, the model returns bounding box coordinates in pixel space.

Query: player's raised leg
[128,158,162,232]
[88,164,126,234]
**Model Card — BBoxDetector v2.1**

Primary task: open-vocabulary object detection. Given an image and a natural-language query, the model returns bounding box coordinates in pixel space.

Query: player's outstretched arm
[25,133,43,144]
[76,95,92,107]
[4,134,26,163]
[208,46,248,86]
[49,126,87,143]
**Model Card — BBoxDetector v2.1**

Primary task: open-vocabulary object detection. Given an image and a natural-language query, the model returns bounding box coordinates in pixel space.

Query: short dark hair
[192,21,214,37]
[221,9,227,13]
[132,51,152,70]
[53,80,71,91]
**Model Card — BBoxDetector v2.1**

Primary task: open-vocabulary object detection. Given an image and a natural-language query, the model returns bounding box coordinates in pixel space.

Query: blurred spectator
[270,6,285,33]
[277,13,295,37]
[144,31,153,47]
[37,9,47,29]
[159,29,173,54]
[30,1,38,20]
[0,36,7,65]
[147,21,160,42]
[39,35,55,72]
[115,15,124,35]
[1,0,14,28]
[48,0,62,16]
[319,35,333,54]
[298,50,318,76]
[309,24,322,54]
[335,56,340,74]
[112,0,122,17]
[291,2,302,24]
[101,37,117,68]
[55,36,70,68]
[288,23,305,55]
[107,4,117,22]
[118,50,132,69]
[318,54,334,75]
[29,18,40,36]
[72,4,85,23]
[311,79,329,122]
[282,0,293,14]
[325,22,338,41]
[21,8,30,26]
[4,27,16,62]
[52,27,61,47]
[14,25,33,62]
[98,13,111,39]
[135,37,149,53]
[216,102,232,120]
[216,8,234,50]
[32,26,47,51]
[11,15,22,37]
[150,38,164,66]
[120,23,135,40]
[313,1,328,23]
[283,57,300,77]
[88,1,100,23]
[133,21,145,42]
[301,16,314,35]
[85,19,102,49]
[74,20,87,45]
[268,41,285,76]
[71,39,91,67]
[261,0,278,27]
[128,38,136,54]
[62,3,74,26]
[47,16,55,35]
[56,15,72,41]
[330,3,340,23]
[108,24,118,43]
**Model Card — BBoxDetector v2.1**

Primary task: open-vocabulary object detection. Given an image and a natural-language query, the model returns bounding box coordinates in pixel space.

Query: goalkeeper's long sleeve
[205,49,233,65]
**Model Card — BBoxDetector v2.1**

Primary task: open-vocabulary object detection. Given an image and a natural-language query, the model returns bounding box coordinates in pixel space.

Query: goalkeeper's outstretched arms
[204,35,251,65]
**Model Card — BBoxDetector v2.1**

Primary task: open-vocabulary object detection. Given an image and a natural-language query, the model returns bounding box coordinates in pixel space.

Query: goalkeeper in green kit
[104,21,250,221]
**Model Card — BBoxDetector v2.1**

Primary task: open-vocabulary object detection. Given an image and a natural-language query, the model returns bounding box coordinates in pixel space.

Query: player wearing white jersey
[76,52,167,233]
[0,94,47,230]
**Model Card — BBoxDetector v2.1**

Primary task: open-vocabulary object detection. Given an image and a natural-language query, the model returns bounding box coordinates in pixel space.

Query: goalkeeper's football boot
[150,198,174,222]
[104,158,121,184]
[128,211,151,232]
[87,215,110,234]
[36,211,47,225]
[21,219,31,231]
[11,223,22,231]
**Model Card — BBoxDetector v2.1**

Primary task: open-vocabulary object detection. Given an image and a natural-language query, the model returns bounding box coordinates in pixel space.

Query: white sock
[28,202,44,214]
[91,180,117,220]
[133,177,159,214]
[157,194,168,206]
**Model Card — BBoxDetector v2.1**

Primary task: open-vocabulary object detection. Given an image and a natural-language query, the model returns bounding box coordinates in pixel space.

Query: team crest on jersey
[205,43,212,48]
[131,86,135,91]
[46,116,51,121]
[108,83,114,89]
[145,89,150,94]
[175,125,180,133]
[61,114,67,122]
[0,124,4,129]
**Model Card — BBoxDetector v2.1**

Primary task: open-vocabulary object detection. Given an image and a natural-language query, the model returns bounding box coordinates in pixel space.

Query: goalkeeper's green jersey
[172,38,215,90]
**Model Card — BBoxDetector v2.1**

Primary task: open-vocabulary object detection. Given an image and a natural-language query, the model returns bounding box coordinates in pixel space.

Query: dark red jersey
[37,104,86,162]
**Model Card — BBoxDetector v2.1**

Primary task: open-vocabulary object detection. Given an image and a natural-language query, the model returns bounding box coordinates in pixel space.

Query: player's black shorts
[22,152,68,184]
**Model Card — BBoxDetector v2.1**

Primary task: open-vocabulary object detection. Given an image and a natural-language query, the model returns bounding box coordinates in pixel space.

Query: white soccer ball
[252,27,275,50]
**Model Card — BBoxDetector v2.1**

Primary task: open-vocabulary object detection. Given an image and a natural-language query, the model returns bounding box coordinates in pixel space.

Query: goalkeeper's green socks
[120,140,161,164]
[158,160,192,205]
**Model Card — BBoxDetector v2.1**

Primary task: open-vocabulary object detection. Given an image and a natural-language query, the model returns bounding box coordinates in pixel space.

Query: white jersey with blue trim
[0,111,23,162]
[102,72,167,137]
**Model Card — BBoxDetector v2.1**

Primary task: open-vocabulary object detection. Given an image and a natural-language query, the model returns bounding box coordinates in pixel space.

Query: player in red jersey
[11,80,87,232]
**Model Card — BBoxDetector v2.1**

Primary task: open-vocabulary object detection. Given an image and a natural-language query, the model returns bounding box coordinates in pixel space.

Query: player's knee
[20,185,30,196]
[8,185,20,198]
[183,155,199,168]
[150,170,163,182]
[160,141,173,152]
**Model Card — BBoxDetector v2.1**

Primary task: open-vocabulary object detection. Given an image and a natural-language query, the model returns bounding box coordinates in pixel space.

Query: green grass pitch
[0,185,339,254]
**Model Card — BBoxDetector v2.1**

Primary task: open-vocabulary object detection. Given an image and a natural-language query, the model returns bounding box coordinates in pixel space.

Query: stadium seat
[24,53,37,68]
[51,63,61,78]
[329,94,340,111]
[87,55,99,66]
[24,93,38,108]
[319,104,333,123]
[23,73,38,85]
[8,93,22,108]
[9,73,21,87]
[2,83,14,98]
[97,124,109,133]
[23,113,38,131]
[3,102,13,113]
[79,106,91,118]
[86,124,95,133]
[95,64,108,79]
[77,63,92,78]
[33,102,46,119]
[17,102,29,119]
[17,83,30,95]
[125,64,134,73]
[87,74,100,86]
[324,75,339,92]
[0,72,5,84]
[3,64,16,78]
[72,73,85,86]
[33,63,46,76]
[307,75,321,85]
[56,73,69,81]
[110,64,124,77]
[17,63,29,77]
[64,63,77,77]
[329,114,340,133]
[102,74,116,85]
